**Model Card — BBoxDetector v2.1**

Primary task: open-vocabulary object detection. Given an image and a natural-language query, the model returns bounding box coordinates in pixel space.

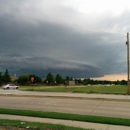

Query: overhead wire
[91,46,123,91]
[100,49,123,72]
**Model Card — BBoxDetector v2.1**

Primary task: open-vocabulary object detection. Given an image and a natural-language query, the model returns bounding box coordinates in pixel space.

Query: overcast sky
[0,0,129,79]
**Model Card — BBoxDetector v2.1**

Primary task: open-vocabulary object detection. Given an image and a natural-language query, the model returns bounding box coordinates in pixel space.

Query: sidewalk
[0,114,130,130]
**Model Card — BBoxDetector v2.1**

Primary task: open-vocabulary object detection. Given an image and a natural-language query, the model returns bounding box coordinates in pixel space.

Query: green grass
[20,85,127,94]
[0,119,91,130]
[0,108,130,126]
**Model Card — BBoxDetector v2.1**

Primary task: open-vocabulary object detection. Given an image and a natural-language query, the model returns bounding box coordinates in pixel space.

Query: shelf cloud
[0,0,128,78]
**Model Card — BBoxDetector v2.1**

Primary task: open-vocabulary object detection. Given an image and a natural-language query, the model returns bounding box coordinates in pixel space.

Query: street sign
[31,77,34,82]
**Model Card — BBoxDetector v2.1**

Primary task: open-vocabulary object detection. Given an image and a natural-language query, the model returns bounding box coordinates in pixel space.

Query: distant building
[66,81,75,86]
[10,74,17,81]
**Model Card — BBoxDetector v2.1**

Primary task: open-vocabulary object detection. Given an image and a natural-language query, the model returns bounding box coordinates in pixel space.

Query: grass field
[20,85,128,94]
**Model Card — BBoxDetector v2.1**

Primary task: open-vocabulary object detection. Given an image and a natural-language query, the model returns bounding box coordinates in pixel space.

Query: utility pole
[126,32,130,93]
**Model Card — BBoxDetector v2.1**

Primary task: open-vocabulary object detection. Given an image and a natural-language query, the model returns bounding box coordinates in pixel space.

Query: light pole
[126,32,130,93]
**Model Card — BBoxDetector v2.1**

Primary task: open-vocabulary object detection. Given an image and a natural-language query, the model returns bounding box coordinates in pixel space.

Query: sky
[0,0,130,80]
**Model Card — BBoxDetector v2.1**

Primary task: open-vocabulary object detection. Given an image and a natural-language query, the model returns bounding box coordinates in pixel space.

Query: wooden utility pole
[126,32,130,93]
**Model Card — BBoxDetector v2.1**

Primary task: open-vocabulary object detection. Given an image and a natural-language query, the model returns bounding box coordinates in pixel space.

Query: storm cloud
[0,0,129,78]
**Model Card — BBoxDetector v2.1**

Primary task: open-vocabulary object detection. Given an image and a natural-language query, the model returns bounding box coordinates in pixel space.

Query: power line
[100,49,122,71]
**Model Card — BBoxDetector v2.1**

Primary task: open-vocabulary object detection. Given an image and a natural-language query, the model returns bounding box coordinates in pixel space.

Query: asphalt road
[0,90,130,119]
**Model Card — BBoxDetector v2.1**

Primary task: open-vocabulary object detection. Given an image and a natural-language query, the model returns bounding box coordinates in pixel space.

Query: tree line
[0,69,127,85]
[17,72,73,85]
[76,78,127,85]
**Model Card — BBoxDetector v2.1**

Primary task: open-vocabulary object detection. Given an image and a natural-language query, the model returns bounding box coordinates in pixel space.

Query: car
[2,84,19,90]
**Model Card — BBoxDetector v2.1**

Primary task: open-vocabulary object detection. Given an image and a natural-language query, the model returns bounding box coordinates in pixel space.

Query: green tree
[17,74,30,84]
[46,72,54,84]
[70,77,73,81]
[91,79,94,85]
[121,80,127,85]
[55,74,63,84]
[65,76,70,81]
[115,80,121,85]
[83,78,91,85]
[83,78,87,85]
[0,72,3,84]
[75,79,82,84]
[3,69,11,83]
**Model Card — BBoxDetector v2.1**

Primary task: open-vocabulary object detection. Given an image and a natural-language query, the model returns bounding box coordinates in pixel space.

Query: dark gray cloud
[0,56,103,78]
[0,0,128,78]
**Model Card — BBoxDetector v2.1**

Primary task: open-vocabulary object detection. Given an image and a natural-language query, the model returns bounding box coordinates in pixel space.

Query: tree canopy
[2,69,11,83]
[55,74,63,84]
[46,72,54,84]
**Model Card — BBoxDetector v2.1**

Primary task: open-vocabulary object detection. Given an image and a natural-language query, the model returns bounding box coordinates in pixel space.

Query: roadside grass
[0,119,90,130]
[20,85,127,94]
[0,108,130,126]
